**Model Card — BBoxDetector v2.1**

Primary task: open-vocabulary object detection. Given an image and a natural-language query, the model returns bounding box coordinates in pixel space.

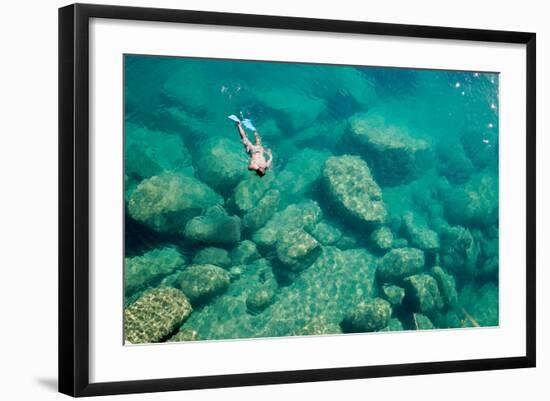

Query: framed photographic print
[58,3,536,397]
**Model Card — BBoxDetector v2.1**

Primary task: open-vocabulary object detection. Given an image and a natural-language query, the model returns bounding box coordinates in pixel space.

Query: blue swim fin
[228,114,241,123]
[242,118,256,131]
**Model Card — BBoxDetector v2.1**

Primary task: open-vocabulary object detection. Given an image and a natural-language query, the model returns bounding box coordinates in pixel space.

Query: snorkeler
[228,115,273,177]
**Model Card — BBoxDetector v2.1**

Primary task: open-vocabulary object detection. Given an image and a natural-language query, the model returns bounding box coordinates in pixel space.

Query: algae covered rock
[309,221,342,246]
[229,240,261,266]
[379,318,405,332]
[124,287,192,344]
[177,264,231,305]
[274,148,331,198]
[342,298,392,333]
[167,328,200,342]
[382,284,405,306]
[184,206,241,244]
[275,228,322,272]
[192,247,231,268]
[294,315,342,336]
[124,123,192,182]
[231,172,275,213]
[413,313,435,330]
[440,224,480,278]
[401,211,440,251]
[430,266,458,309]
[127,172,223,234]
[377,247,425,282]
[403,273,444,313]
[242,189,280,231]
[346,109,431,186]
[246,287,276,315]
[125,247,185,296]
[195,137,248,195]
[253,201,322,249]
[322,155,387,225]
[442,171,498,228]
[370,226,394,251]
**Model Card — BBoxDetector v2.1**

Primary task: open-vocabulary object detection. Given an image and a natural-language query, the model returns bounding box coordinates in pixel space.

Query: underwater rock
[124,287,192,344]
[309,221,342,246]
[401,211,440,251]
[127,172,223,234]
[322,155,387,225]
[274,148,331,199]
[230,240,261,266]
[181,247,377,340]
[294,315,343,336]
[177,264,231,305]
[479,227,499,279]
[184,206,241,244]
[230,172,275,213]
[192,247,231,268]
[342,298,392,333]
[167,328,200,342]
[382,284,406,306]
[377,247,425,282]
[459,127,498,169]
[246,287,276,315]
[254,88,326,132]
[242,189,281,231]
[346,109,431,186]
[458,283,499,327]
[370,226,394,251]
[403,273,444,314]
[442,171,498,228]
[439,224,480,278]
[195,137,249,196]
[436,139,475,185]
[413,313,435,330]
[125,247,185,296]
[124,123,192,183]
[275,228,322,272]
[430,266,458,309]
[379,318,405,332]
[253,201,322,250]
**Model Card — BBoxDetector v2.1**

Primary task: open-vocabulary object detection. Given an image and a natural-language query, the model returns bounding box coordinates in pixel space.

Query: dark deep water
[123,55,499,344]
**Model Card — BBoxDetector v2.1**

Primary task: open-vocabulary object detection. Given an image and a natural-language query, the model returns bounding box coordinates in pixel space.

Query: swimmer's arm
[254,131,262,146]
[236,122,254,151]
[266,148,273,169]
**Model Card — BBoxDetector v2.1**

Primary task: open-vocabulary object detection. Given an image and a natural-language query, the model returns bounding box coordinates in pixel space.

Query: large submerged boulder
[253,201,322,250]
[125,247,185,296]
[401,211,440,251]
[403,273,444,314]
[442,171,498,228]
[195,137,248,196]
[342,298,392,333]
[346,109,431,186]
[274,148,331,199]
[177,264,231,305]
[377,247,425,282]
[242,189,281,231]
[184,206,241,244]
[127,172,223,234]
[124,123,192,184]
[275,228,322,272]
[322,155,387,225]
[439,224,480,278]
[192,247,231,268]
[124,287,192,344]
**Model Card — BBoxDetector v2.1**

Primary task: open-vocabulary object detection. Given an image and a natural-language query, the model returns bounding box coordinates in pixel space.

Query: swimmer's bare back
[234,121,272,177]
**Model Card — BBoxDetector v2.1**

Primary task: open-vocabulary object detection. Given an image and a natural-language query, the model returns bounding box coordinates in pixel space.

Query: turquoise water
[123,54,499,344]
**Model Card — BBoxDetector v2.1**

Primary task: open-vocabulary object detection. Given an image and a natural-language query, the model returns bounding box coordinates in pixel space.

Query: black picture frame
[58,3,536,397]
